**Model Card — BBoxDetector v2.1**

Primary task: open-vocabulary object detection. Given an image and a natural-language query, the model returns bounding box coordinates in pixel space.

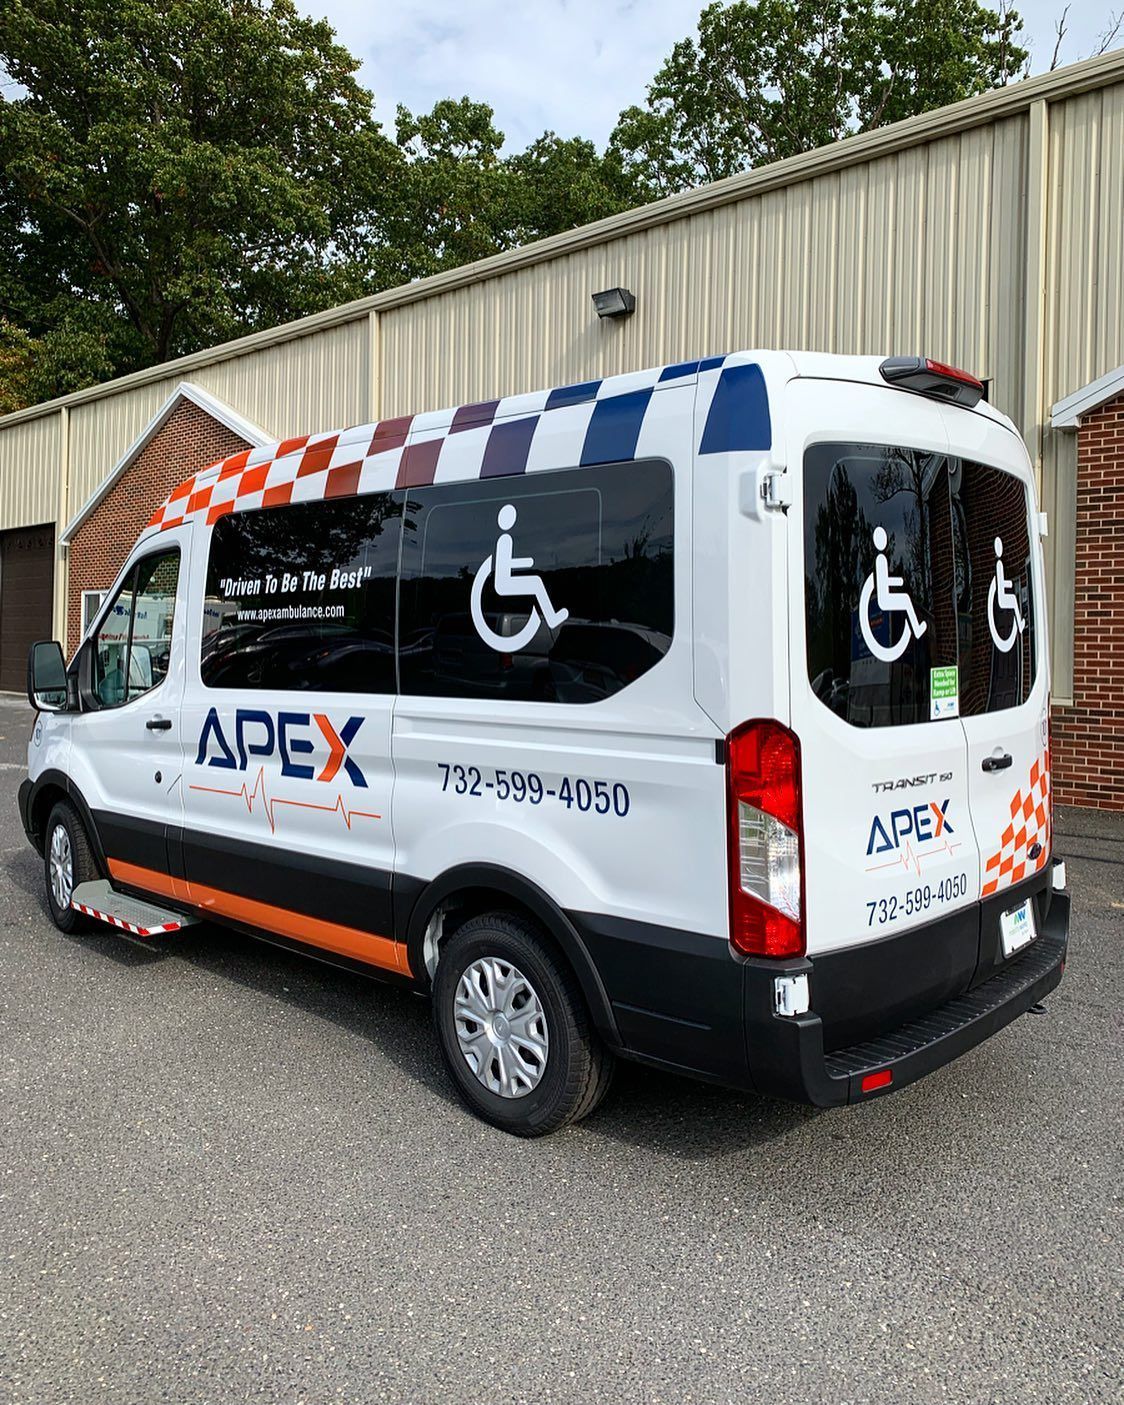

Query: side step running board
[71,879,198,938]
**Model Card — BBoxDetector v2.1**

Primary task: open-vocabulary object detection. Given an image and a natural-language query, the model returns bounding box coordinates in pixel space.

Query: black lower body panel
[570,911,751,1087]
[810,868,1053,1051]
[18,779,35,847]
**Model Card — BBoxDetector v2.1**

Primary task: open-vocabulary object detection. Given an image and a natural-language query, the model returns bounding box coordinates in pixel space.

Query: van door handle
[146,717,173,732]
[981,751,1013,772]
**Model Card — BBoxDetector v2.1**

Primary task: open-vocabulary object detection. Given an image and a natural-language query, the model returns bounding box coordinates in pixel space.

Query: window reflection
[804,443,1035,727]
[202,494,401,693]
[398,461,674,702]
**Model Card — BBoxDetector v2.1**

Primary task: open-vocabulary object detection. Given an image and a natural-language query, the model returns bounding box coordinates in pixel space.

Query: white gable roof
[1051,365,1124,430]
[60,382,271,544]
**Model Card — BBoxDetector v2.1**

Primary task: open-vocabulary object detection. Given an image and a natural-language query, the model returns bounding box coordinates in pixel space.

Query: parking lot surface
[0,694,1120,1405]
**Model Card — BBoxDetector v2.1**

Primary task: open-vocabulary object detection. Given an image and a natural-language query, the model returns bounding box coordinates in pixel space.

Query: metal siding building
[0,50,1121,699]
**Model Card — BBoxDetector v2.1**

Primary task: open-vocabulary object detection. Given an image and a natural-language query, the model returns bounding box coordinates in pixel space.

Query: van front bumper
[743,889,1069,1106]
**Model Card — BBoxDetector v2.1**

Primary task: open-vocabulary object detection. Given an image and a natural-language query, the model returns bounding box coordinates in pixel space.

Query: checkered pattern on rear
[981,752,1051,897]
[143,354,773,537]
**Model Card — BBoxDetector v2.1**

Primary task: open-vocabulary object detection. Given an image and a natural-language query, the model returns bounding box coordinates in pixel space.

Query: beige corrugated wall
[0,52,1120,694]
[377,114,1031,419]
[1039,81,1124,698]
[0,413,61,530]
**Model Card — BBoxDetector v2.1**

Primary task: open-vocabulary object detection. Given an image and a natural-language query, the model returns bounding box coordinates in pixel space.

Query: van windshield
[803,442,1036,728]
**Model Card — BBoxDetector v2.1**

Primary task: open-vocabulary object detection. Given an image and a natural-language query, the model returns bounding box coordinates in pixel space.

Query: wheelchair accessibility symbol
[988,536,1026,653]
[858,526,928,663]
[470,504,569,653]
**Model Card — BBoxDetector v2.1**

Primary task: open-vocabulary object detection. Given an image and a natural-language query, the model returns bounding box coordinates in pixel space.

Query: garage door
[0,525,55,693]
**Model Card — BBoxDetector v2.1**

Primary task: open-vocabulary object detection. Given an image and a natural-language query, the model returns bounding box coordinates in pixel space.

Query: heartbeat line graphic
[190,766,381,835]
[866,837,962,877]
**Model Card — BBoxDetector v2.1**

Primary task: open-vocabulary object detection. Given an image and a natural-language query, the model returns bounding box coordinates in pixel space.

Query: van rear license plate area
[1000,898,1037,959]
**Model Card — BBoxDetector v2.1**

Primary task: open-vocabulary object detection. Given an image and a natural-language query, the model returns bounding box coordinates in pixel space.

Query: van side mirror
[27,640,71,713]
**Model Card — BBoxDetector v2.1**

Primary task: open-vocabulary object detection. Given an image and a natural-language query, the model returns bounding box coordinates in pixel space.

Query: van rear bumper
[744,890,1069,1106]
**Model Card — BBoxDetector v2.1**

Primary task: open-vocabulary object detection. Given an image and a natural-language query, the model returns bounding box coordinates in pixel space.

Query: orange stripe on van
[106,859,410,976]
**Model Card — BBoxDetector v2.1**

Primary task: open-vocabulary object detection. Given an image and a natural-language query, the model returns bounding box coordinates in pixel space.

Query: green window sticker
[930,665,959,720]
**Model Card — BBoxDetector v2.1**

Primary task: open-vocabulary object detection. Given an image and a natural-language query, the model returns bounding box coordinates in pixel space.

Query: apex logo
[867,798,953,856]
[195,708,367,788]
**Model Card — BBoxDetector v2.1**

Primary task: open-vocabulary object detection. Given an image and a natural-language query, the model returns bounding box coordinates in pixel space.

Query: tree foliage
[609,0,1029,196]
[0,0,1035,413]
[0,2,643,410]
[0,0,406,400]
[389,101,647,280]
[391,98,516,279]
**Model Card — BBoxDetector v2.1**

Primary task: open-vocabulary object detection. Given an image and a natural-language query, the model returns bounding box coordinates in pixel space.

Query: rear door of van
[942,408,1052,980]
[785,377,980,1039]
[785,374,1050,1043]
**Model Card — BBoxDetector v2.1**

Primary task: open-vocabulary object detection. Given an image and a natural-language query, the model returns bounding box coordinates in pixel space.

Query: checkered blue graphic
[146,354,771,534]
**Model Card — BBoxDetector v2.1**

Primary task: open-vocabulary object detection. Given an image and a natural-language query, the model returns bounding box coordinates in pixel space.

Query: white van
[22,351,1069,1136]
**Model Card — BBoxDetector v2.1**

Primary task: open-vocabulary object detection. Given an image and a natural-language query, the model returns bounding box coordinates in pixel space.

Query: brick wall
[1051,390,1124,809]
[67,399,250,652]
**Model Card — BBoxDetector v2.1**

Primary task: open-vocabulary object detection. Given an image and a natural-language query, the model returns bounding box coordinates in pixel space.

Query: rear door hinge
[739,464,792,520]
[762,470,793,512]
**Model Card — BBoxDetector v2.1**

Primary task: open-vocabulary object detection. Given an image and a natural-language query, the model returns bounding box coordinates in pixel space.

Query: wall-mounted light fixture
[591,287,636,319]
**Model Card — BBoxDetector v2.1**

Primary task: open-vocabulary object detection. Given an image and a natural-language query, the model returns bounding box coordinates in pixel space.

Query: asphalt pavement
[0,692,1120,1405]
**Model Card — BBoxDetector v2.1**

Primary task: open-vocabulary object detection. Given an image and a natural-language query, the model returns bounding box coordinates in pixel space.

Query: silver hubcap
[49,824,73,910]
[454,956,549,1099]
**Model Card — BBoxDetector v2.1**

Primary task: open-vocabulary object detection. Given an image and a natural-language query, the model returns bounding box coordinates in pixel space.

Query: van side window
[201,493,401,692]
[398,459,674,703]
[92,549,180,708]
[803,444,1037,727]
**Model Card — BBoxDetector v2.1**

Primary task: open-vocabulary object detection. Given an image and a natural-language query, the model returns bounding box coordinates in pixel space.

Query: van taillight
[879,356,984,408]
[726,720,805,958]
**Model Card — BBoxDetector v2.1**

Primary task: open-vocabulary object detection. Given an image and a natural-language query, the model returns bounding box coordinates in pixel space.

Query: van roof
[784,351,1012,430]
[144,350,1012,539]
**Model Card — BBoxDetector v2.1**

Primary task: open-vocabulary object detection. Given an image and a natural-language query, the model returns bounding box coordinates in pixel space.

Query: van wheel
[433,912,614,1137]
[43,801,96,933]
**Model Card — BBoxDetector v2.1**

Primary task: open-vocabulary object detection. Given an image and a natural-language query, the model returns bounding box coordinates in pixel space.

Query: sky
[313,0,1119,151]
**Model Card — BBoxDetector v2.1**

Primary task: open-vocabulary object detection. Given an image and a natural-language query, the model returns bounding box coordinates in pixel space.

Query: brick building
[1050,369,1124,809]
[60,385,266,649]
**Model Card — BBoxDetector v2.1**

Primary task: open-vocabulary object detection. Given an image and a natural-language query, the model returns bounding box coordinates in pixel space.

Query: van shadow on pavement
[4,838,818,1159]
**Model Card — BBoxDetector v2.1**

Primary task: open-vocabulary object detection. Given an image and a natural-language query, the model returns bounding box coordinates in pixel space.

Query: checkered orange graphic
[142,355,773,538]
[981,752,1051,897]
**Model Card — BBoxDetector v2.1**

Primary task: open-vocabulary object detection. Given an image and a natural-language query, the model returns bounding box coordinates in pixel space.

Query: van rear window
[803,443,1036,727]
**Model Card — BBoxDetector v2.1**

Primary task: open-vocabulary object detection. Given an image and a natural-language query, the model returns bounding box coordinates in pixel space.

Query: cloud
[311,0,702,148]
[310,0,1119,152]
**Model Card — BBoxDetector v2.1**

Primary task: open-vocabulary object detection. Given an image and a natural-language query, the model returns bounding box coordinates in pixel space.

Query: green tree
[0,320,39,417]
[506,133,643,242]
[0,2,646,412]
[390,100,645,279]
[0,0,400,399]
[391,97,517,280]
[610,0,1029,196]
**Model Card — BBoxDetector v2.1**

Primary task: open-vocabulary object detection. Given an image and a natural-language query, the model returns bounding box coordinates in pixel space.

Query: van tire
[43,801,96,933]
[432,911,614,1137]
